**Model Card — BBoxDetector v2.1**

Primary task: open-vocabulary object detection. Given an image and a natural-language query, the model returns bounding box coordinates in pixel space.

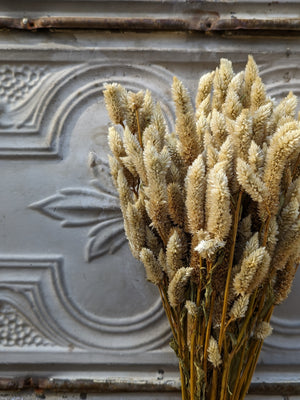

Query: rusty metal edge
[0,376,299,395]
[1,16,300,32]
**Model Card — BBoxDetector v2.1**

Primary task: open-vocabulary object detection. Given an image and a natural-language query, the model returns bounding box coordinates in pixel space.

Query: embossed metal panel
[0,1,300,398]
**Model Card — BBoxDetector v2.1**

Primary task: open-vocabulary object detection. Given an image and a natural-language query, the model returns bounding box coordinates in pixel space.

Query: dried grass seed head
[254,321,273,340]
[103,82,127,125]
[168,267,193,308]
[172,76,200,166]
[208,336,222,368]
[140,247,164,285]
[185,154,206,233]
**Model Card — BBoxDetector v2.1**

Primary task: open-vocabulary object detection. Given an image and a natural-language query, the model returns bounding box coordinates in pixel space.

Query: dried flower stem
[203,291,216,381]
[189,319,197,400]
[218,190,243,351]
[189,273,202,400]
[158,285,177,339]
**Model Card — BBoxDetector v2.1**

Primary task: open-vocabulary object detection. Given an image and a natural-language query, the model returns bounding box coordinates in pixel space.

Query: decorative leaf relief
[30,187,120,227]
[30,156,128,261]
[86,217,125,261]
[0,302,54,347]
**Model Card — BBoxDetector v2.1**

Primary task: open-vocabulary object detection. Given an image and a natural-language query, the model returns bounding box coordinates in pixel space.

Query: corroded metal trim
[1,16,300,32]
[0,377,299,395]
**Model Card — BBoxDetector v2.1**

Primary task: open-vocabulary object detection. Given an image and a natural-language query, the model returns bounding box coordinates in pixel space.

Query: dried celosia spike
[103,83,127,126]
[243,232,259,260]
[228,71,245,96]
[284,175,300,207]
[254,321,273,340]
[236,158,267,203]
[166,229,186,278]
[230,294,250,320]
[157,248,168,275]
[212,59,234,111]
[143,142,169,185]
[172,76,200,166]
[252,102,273,145]
[165,132,186,175]
[248,140,264,174]
[125,90,144,136]
[189,234,202,273]
[196,94,211,119]
[126,200,146,259]
[206,163,232,241]
[123,126,147,184]
[263,121,300,215]
[147,103,168,151]
[210,109,227,149]
[168,267,193,308]
[233,109,253,161]
[108,154,121,187]
[195,112,207,154]
[127,90,144,112]
[239,215,252,241]
[223,87,242,120]
[273,258,297,304]
[185,300,198,317]
[195,229,225,259]
[145,226,161,256]
[233,246,270,295]
[265,216,279,256]
[195,70,215,108]
[249,248,271,291]
[119,155,138,178]
[208,336,222,368]
[244,55,259,107]
[140,247,164,284]
[117,168,132,212]
[167,163,182,185]
[250,76,266,111]
[139,89,154,133]
[185,154,206,234]
[167,182,186,228]
[272,91,298,129]
[143,123,163,152]
[108,126,126,160]
[217,136,234,178]
[206,136,219,171]
[282,167,293,194]
[279,196,299,237]
[272,219,300,271]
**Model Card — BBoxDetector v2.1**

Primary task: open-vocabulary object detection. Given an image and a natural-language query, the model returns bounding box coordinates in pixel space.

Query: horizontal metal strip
[2,16,300,32]
[0,376,299,395]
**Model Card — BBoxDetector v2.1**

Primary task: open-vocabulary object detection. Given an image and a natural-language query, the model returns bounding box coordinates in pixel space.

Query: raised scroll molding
[0,256,170,352]
[0,62,174,159]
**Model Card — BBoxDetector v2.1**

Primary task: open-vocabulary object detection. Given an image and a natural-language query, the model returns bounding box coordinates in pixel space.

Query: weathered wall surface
[0,1,299,399]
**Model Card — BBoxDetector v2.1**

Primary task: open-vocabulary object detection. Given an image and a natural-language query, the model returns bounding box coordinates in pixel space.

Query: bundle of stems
[103,56,300,400]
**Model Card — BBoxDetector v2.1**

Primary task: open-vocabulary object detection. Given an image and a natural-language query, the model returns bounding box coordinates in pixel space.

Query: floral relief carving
[0,302,54,347]
[0,64,47,105]
[30,158,126,261]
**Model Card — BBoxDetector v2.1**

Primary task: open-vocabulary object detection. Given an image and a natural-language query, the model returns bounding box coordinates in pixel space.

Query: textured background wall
[0,1,300,399]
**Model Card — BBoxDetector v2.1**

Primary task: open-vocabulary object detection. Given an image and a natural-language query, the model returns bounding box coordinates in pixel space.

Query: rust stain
[0,376,299,395]
[0,377,180,393]
[0,16,300,32]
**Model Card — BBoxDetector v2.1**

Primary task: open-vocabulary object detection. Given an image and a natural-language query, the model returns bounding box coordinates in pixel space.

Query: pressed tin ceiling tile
[0,3,298,397]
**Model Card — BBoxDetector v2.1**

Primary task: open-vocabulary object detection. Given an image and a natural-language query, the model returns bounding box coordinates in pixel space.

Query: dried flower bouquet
[103,56,300,400]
